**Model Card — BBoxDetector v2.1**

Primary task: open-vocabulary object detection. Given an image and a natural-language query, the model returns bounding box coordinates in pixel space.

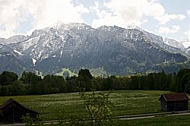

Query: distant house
[159,93,189,112]
[0,98,39,122]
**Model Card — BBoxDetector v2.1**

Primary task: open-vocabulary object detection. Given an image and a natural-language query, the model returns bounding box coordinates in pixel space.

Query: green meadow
[0,90,190,125]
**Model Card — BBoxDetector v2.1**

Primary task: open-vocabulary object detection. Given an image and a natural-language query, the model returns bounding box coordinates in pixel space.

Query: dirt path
[0,123,24,126]
[118,110,190,120]
[1,111,190,126]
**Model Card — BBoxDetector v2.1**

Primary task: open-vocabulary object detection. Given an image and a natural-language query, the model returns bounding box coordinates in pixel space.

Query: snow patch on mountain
[13,50,23,55]
[182,39,190,48]
[32,58,36,66]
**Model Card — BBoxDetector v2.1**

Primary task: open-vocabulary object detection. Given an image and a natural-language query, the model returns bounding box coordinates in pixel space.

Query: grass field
[0,90,190,125]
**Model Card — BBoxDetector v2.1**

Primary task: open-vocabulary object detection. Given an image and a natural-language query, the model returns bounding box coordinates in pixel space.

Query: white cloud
[33,0,89,29]
[155,14,185,24]
[92,0,155,28]
[185,30,190,39]
[158,25,180,34]
[0,0,89,38]
[0,0,187,40]
[187,10,190,16]
[91,0,185,28]
[91,2,127,28]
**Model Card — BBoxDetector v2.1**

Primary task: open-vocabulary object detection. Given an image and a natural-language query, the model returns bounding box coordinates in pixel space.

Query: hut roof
[0,98,39,114]
[159,93,189,102]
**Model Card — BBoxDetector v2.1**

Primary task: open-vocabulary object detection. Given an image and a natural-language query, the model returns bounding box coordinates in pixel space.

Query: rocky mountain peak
[0,23,189,76]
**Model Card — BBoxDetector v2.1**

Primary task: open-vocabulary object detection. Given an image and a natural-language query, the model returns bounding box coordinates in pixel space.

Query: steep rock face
[0,23,188,75]
[0,52,26,75]
[164,38,185,50]
[142,30,185,54]
[0,44,29,75]
[186,47,190,55]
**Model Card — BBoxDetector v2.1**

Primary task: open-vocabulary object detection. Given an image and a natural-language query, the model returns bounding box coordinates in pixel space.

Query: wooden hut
[0,98,39,122]
[159,93,189,111]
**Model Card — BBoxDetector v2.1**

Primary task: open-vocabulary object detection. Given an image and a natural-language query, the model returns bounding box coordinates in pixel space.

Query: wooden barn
[0,98,39,122]
[159,93,189,112]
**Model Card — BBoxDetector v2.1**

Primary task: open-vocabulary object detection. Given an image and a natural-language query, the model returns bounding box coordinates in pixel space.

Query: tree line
[0,68,190,96]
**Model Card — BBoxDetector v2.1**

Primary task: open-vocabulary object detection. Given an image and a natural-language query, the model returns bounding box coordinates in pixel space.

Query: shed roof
[0,98,39,114]
[159,93,189,102]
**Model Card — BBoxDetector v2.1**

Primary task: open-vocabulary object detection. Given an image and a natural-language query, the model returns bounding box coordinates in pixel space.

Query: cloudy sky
[0,0,190,43]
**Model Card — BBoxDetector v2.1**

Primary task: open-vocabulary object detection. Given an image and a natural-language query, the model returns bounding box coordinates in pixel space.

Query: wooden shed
[159,93,189,112]
[0,98,39,122]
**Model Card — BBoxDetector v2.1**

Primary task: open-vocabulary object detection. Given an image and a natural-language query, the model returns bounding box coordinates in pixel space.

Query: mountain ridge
[0,23,189,76]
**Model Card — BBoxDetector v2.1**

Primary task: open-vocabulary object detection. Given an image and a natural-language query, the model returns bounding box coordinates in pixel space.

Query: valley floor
[0,90,190,125]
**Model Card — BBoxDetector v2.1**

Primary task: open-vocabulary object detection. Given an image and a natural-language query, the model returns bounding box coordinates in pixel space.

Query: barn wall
[165,101,188,111]
[160,98,168,111]
[0,103,38,122]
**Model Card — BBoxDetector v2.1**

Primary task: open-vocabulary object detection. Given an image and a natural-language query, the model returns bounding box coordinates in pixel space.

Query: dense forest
[0,68,190,96]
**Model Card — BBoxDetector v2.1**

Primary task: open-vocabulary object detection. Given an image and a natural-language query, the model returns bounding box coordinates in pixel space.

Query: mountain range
[0,23,189,76]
